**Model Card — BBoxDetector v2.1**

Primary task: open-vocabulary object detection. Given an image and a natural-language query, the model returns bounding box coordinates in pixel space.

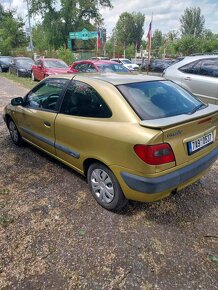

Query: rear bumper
[121,146,218,194]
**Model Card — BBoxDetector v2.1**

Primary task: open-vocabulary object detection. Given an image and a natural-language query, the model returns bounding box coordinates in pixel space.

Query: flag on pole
[147,19,152,52]
[147,16,153,63]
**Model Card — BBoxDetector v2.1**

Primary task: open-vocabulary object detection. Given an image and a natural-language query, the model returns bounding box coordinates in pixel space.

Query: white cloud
[100,0,218,37]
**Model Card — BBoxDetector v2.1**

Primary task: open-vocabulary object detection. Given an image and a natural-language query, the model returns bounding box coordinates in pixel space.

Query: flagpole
[147,13,153,75]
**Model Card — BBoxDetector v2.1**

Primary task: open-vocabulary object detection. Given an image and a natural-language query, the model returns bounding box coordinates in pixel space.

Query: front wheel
[87,163,128,211]
[8,119,23,146]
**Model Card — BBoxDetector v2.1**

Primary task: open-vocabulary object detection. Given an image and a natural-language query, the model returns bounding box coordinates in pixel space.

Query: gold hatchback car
[3,74,218,211]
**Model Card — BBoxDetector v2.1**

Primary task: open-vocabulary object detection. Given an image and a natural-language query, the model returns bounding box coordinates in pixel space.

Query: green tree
[180,7,205,37]
[29,0,112,49]
[115,12,145,52]
[151,29,163,57]
[0,5,27,55]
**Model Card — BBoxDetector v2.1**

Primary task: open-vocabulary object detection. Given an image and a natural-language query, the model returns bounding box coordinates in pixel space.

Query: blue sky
[2,0,218,38]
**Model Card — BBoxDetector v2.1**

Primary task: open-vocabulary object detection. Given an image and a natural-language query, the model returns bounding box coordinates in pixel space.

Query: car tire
[87,163,128,211]
[31,71,36,81]
[8,118,24,146]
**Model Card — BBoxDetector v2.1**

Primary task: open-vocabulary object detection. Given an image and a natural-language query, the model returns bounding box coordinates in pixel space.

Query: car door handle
[184,77,191,81]
[44,120,51,127]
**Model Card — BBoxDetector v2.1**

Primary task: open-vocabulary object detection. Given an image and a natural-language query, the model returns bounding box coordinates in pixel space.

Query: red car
[68,59,130,73]
[31,58,73,81]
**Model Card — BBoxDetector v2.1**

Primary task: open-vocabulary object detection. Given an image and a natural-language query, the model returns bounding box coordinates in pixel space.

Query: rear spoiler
[140,104,218,129]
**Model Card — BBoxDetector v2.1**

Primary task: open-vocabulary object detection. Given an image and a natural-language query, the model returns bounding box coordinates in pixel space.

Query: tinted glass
[0,57,12,64]
[96,63,130,72]
[121,59,131,64]
[61,81,112,118]
[179,60,200,74]
[44,60,68,68]
[26,79,68,111]
[16,59,34,67]
[199,59,218,77]
[117,81,203,120]
[73,63,88,72]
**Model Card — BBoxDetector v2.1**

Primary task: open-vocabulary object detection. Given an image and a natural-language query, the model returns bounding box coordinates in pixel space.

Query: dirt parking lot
[0,76,217,290]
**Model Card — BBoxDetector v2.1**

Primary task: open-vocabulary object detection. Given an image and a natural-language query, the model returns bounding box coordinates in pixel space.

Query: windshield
[44,60,68,68]
[121,59,132,64]
[0,57,12,64]
[97,63,130,73]
[117,81,204,120]
[17,59,34,67]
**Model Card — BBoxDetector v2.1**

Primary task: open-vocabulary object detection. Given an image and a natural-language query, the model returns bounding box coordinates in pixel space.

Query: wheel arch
[83,158,109,177]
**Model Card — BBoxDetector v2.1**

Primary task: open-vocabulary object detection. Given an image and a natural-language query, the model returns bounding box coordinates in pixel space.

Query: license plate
[187,132,214,155]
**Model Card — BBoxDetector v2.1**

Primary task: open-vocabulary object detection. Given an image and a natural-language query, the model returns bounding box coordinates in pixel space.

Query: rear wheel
[87,163,128,211]
[8,118,23,146]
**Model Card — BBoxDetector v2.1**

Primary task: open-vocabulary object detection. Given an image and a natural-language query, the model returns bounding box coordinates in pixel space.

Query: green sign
[67,38,72,50]
[69,28,99,40]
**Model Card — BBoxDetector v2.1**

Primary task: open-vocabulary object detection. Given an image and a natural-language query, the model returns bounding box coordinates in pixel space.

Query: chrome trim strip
[21,127,54,146]
[55,143,80,159]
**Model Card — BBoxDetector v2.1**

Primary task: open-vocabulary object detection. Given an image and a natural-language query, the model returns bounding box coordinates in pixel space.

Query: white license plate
[187,132,214,154]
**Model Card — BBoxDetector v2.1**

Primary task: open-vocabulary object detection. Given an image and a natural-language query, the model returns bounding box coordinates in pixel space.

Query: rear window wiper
[189,103,207,114]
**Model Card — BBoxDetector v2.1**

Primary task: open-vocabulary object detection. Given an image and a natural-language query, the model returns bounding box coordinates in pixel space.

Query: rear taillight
[134,143,175,165]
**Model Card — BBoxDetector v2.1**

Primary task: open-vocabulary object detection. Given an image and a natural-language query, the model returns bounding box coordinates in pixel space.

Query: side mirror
[11,97,23,106]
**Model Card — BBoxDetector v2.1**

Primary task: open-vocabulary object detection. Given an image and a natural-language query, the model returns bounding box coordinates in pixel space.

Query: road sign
[69,28,98,40]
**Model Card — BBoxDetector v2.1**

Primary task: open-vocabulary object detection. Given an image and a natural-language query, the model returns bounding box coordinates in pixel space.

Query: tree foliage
[29,0,112,49]
[0,4,27,55]
[115,12,145,50]
[180,7,205,37]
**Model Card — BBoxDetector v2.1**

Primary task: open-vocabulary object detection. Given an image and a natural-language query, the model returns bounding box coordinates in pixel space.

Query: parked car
[110,58,139,71]
[0,56,13,72]
[69,60,130,73]
[31,58,71,81]
[9,57,34,77]
[149,59,174,73]
[3,74,218,211]
[163,55,218,104]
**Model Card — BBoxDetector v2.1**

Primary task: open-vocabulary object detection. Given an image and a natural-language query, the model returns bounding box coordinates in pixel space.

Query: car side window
[86,64,97,72]
[179,60,201,74]
[60,81,112,118]
[199,59,218,77]
[25,79,68,111]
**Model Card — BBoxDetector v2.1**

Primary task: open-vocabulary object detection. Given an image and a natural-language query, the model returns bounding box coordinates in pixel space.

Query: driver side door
[15,78,69,155]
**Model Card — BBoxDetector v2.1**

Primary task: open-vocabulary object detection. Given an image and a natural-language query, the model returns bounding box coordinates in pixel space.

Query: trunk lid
[140,104,218,166]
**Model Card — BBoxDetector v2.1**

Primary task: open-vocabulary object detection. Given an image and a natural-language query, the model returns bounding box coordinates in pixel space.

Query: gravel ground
[0,76,217,290]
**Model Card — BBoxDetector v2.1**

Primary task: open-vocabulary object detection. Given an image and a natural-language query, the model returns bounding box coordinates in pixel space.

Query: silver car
[163,55,218,105]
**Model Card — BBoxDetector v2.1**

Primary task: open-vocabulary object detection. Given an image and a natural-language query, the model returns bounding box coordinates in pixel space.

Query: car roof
[166,54,218,69]
[48,73,164,85]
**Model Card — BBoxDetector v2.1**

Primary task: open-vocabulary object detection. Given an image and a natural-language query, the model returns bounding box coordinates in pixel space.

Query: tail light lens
[134,143,175,165]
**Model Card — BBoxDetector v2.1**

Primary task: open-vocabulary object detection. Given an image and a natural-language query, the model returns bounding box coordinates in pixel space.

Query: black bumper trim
[121,146,218,194]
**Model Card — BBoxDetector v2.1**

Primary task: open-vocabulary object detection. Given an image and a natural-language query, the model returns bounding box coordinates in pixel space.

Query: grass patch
[1,72,35,90]
[0,215,13,228]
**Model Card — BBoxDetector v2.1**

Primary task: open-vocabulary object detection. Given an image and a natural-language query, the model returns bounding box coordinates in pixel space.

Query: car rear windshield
[44,60,68,68]
[117,81,203,120]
